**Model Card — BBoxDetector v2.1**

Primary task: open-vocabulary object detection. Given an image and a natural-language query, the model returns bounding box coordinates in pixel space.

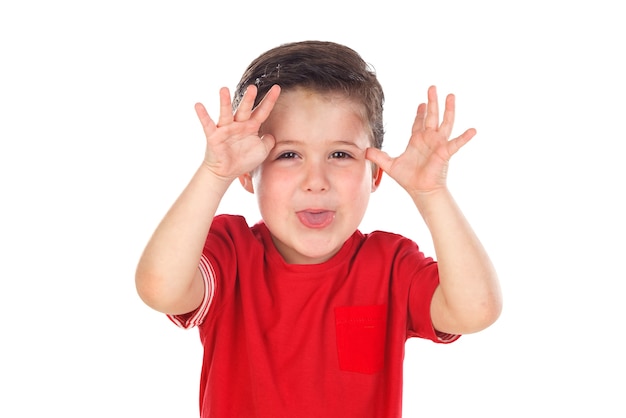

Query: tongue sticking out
[297,211,335,228]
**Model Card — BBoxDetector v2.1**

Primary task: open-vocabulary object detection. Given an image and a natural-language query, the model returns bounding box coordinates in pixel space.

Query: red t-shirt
[169,214,458,418]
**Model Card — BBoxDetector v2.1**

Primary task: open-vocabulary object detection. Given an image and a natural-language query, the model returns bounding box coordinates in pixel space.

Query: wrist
[409,187,460,227]
[409,186,452,208]
[196,163,235,197]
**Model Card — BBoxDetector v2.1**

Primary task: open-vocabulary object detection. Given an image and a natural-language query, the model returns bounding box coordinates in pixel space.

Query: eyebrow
[274,139,366,150]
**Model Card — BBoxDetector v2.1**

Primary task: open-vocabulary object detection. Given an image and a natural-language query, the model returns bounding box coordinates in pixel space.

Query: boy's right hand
[194,84,281,182]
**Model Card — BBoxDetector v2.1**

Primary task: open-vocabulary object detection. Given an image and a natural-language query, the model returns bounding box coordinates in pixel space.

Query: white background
[1,1,625,417]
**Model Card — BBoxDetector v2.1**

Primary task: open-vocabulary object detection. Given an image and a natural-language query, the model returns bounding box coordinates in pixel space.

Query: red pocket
[334,305,387,374]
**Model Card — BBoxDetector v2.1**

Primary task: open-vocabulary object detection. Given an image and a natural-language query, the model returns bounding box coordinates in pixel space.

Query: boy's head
[235,41,385,265]
[233,40,385,150]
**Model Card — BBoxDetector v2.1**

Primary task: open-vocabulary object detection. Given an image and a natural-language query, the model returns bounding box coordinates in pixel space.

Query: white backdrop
[1,1,624,417]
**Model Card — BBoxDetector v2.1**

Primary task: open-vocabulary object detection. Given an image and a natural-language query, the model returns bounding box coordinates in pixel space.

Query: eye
[330,151,351,159]
[277,151,298,159]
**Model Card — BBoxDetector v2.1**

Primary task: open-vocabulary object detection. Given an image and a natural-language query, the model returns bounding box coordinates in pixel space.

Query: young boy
[135,40,502,418]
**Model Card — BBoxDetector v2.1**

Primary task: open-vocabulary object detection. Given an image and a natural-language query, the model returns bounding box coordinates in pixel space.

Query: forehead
[274,86,359,105]
[264,88,371,143]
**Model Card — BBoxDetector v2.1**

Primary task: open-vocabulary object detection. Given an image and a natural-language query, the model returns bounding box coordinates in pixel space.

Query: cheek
[355,165,377,190]
[254,169,291,207]
[337,168,375,201]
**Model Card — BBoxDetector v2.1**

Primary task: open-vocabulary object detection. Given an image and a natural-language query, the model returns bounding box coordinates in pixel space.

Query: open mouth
[296,210,335,229]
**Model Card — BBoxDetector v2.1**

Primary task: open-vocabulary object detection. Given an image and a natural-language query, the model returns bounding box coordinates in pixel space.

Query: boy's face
[240,88,381,264]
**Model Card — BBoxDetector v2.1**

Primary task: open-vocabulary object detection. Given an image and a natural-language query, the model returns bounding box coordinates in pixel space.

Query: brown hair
[233,40,385,149]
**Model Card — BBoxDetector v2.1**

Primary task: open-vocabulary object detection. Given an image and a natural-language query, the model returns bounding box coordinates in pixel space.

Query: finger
[411,103,427,134]
[424,85,439,130]
[194,102,217,138]
[365,147,394,174]
[250,84,282,124]
[234,85,258,122]
[439,93,456,138]
[447,128,476,156]
[260,133,277,155]
[217,87,233,127]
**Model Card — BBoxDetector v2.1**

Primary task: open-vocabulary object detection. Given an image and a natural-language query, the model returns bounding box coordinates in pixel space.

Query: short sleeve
[405,251,460,344]
[167,254,216,329]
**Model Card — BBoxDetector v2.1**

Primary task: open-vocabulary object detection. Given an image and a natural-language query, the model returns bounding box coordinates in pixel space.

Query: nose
[302,159,329,192]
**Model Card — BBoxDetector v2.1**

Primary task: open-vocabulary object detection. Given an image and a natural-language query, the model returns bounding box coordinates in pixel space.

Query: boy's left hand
[366,86,476,196]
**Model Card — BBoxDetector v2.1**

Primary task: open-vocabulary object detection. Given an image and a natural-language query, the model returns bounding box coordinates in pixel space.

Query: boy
[135,40,502,418]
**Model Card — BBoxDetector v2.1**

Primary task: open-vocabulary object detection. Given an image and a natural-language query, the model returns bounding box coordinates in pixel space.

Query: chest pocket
[334,304,387,374]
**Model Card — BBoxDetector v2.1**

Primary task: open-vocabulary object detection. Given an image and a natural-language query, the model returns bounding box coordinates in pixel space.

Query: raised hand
[194,84,281,182]
[366,85,475,196]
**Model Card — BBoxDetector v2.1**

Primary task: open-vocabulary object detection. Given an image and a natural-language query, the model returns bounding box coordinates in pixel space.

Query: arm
[135,85,281,315]
[366,86,502,335]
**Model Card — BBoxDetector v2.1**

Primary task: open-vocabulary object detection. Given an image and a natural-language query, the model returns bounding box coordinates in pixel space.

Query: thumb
[365,147,394,173]
[260,133,276,155]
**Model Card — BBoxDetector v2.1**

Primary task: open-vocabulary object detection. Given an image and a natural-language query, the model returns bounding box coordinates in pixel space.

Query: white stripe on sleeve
[167,254,216,329]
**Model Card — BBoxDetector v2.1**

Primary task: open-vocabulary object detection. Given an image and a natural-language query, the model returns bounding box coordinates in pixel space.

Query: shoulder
[203,214,262,257]
[209,214,256,240]
[212,213,249,229]
[359,230,421,254]
[352,229,434,273]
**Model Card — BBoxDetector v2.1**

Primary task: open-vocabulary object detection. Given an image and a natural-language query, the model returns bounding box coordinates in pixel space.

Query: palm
[194,85,281,181]
[367,86,475,195]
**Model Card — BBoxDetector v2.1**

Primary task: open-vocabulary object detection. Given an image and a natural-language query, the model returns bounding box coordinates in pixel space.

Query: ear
[238,173,255,194]
[371,166,383,192]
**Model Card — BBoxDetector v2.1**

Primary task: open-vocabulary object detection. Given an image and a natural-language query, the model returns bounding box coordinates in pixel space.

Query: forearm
[135,164,232,313]
[411,188,502,334]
